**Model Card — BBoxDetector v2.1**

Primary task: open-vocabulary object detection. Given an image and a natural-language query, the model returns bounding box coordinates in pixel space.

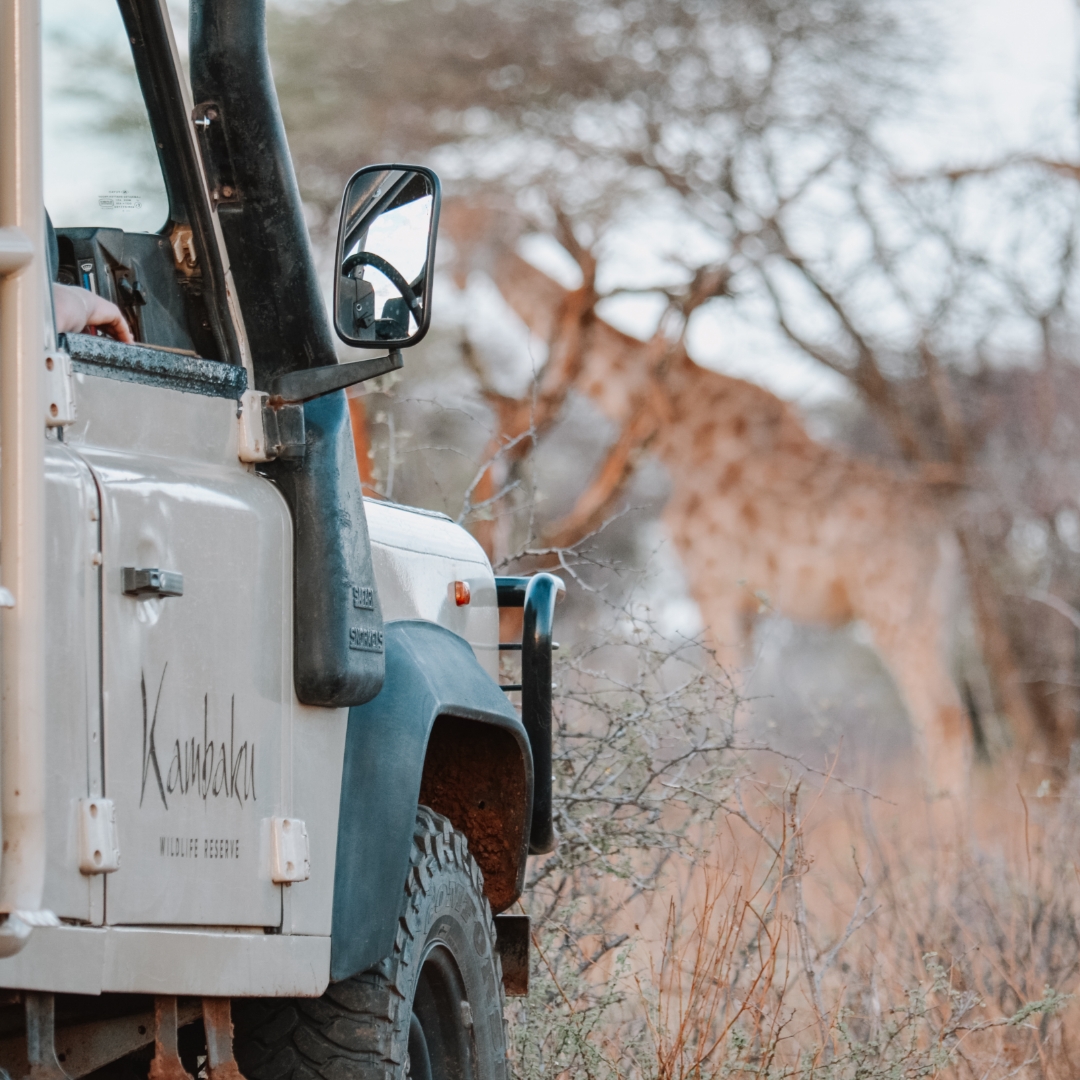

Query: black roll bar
[496,573,564,854]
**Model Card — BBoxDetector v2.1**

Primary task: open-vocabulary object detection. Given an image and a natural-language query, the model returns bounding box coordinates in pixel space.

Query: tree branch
[541,405,660,550]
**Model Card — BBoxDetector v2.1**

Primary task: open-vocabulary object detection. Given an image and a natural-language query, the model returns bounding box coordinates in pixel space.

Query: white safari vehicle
[0,1,561,1077]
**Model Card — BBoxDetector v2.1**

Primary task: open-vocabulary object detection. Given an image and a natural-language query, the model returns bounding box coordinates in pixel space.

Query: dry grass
[507,636,1080,1079]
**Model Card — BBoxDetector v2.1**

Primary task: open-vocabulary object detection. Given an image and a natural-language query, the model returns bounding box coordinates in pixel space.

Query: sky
[935,0,1076,162]
[704,0,1079,403]
[40,0,1080,406]
[513,0,1080,405]
[604,0,1075,406]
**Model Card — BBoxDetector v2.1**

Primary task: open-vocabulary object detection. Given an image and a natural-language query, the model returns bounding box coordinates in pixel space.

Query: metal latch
[78,798,120,874]
[269,817,310,883]
[122,567,183,598]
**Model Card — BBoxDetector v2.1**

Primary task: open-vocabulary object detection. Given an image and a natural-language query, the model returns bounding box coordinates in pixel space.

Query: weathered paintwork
[67,333,248,399]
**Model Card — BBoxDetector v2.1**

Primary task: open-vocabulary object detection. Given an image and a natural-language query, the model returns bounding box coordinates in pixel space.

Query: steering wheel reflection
[341,251,424,320]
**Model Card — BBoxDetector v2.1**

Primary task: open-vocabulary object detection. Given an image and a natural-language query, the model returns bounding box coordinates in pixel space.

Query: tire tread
[234,808,505,1080]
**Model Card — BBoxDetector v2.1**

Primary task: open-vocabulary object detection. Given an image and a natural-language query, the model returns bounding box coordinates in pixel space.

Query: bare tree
[270,0,1080,772]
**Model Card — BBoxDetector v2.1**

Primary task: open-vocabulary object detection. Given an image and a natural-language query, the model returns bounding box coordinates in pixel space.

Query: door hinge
[78,798,120,874]
[238,389,306,463]
[45,348,75,428]
[269,817,310,884]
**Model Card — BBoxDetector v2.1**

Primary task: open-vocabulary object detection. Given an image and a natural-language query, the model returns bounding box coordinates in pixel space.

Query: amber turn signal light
[454,580,471,606]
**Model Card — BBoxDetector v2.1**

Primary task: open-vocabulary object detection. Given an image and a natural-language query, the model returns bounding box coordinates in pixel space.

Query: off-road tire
[233,807,508,1080]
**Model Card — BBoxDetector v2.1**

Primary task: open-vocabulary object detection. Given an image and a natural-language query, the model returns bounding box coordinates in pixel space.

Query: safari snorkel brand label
[348,583,381,650]
[349,626,384,652]
[140,665,257,811]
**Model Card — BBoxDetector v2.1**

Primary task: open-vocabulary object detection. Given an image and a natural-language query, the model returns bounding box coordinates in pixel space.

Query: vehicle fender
[331,619,533,983]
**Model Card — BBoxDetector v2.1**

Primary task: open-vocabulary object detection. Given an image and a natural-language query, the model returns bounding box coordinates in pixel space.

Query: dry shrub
[507,627,1080,1079]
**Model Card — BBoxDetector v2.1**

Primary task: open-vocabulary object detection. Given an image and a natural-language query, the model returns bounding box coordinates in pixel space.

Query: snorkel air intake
[190,0,385,708]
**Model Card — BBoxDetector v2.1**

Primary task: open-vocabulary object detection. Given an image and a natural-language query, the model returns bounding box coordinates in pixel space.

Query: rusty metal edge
[0,1000,202,1079]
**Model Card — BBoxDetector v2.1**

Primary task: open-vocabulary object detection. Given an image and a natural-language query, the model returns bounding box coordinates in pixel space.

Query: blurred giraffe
[420,205,995,791]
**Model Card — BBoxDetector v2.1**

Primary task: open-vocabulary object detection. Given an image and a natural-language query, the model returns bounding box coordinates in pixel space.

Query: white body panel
[281,704,347,938]
[69,376,290,928]
[366,499,499,680]
[0,924,329,996]
[0,370,499,993]
[41,443,103,924]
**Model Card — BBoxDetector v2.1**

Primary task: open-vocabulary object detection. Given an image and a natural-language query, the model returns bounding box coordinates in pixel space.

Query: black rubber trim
[64,333,247,400]
[496,576,530,607]
[494,574,562,853]
[117,0,244,368]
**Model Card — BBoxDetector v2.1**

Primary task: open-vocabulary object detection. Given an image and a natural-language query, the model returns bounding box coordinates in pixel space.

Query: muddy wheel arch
[330,619,533,983]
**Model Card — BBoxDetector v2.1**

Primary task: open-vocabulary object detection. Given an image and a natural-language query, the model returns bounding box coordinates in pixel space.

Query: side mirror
[333,164,441,349]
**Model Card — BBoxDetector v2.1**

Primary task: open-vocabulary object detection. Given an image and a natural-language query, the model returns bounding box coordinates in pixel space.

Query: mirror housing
[333,164,441,349]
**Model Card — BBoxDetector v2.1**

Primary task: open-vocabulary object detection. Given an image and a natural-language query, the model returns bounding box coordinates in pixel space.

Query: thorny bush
[505,612,1080,1079]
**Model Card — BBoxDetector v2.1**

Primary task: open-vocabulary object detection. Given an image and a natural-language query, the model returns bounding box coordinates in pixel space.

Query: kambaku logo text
[140,665,256,811]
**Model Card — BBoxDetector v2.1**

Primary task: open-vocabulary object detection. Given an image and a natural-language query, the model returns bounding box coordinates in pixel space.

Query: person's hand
[52,283,134,344]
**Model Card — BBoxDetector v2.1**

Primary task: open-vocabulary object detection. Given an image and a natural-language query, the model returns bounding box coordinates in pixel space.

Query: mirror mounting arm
[267,350,403,407]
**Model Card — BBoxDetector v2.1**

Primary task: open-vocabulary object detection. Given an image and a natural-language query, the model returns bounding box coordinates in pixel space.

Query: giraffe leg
[871,627,972,797]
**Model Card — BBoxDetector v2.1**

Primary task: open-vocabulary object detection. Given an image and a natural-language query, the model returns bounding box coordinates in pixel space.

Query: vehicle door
[43,0,288,927]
